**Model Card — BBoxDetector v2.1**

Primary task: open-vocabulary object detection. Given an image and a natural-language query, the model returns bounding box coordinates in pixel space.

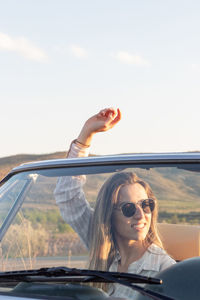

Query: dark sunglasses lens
[122,203,136,217]
[142,199,155,213]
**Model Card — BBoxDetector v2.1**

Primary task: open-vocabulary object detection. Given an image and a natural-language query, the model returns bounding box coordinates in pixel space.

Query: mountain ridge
[0,152,67,181]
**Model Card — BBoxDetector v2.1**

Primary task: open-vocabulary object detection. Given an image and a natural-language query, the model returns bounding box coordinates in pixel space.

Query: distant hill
[0,152,66,181]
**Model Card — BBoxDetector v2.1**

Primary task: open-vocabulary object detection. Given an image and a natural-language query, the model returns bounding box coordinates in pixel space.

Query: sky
[0,0,200,157]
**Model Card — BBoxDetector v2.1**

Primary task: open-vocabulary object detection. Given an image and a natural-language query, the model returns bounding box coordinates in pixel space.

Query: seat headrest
[157,223,200,261]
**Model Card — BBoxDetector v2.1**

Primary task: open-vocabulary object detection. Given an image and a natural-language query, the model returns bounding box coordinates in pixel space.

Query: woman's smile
[131,222,146,230]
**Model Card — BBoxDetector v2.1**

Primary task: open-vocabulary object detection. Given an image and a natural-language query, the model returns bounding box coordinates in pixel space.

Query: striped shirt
[54,142,176,299]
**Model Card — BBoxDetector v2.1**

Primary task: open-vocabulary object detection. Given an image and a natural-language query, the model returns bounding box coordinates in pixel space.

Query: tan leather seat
[157,223,200,261]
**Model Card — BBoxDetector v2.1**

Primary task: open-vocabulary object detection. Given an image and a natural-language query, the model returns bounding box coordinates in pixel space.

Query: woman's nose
[134,204,145,219]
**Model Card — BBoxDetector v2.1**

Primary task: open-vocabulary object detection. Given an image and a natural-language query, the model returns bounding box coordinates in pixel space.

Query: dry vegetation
[0,212,87,271]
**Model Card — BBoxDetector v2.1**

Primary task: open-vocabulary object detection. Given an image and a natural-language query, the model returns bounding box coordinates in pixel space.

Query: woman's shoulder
[145,243,176,272]
[147,243,168,255]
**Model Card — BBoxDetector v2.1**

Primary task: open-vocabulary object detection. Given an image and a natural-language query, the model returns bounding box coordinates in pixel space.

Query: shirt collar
[111,244,165,273]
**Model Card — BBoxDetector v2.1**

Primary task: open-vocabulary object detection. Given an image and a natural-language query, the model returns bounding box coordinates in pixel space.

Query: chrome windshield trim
[1,152,200,185]
[10,152,200,171]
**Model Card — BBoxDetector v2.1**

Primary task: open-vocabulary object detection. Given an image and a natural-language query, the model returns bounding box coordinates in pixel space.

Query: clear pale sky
[0,0,200,157]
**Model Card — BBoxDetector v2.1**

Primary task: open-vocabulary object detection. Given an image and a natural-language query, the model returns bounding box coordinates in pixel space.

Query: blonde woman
[54,108,175,300]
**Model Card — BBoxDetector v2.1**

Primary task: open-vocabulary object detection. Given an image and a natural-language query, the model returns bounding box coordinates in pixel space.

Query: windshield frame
[1,152,200,185]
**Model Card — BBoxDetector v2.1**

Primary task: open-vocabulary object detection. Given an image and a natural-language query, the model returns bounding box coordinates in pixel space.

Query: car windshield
[0,160,200,299]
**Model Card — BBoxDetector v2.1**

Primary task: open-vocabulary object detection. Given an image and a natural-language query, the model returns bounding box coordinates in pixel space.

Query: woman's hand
[77,108,121,146]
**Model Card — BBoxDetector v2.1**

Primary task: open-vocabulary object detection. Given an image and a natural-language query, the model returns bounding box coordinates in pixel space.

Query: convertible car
[0,153,200,300]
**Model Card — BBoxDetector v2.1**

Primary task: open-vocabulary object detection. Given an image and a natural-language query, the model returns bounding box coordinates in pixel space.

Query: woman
[54,108,175,299]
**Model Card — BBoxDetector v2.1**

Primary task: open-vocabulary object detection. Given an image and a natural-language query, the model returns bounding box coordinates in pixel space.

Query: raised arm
[54,108,121,248]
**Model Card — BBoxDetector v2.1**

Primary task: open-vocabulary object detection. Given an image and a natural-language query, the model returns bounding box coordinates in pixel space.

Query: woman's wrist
[77,129,94,147]
[67,139,90,158]
[74,139,90,148]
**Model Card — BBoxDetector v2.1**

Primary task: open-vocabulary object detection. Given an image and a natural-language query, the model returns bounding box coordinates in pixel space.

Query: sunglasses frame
[114,198,155,218]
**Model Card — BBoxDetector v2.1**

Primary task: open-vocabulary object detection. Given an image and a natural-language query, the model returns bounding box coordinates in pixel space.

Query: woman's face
[112,183,152,244]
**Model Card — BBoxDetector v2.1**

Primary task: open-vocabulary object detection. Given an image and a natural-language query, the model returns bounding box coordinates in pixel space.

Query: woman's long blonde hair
[88,172,162,280]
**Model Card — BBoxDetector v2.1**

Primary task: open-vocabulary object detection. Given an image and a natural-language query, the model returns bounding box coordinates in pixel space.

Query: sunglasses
[114,198,155,218]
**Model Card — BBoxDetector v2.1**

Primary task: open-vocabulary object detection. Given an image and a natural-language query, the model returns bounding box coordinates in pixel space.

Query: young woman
[54,108,175,300]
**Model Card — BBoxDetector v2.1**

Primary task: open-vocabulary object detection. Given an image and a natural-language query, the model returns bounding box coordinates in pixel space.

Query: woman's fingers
[114,108,122,122]
[99,107,117,117]
[85,107,121,133]
[95,108,121,132]
[109,108,122,127]
[97,108,118,122]
[103,107,121,122]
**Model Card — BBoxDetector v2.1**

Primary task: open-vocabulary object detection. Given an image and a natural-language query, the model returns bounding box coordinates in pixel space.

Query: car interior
[158,223,200,261]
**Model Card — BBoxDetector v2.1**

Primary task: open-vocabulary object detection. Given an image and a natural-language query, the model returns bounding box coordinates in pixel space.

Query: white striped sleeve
[54,142,93,249]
